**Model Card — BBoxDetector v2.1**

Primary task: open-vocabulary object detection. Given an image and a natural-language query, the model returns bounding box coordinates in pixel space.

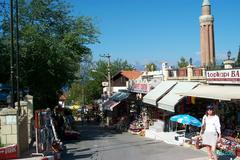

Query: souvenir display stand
[32,109,62,157]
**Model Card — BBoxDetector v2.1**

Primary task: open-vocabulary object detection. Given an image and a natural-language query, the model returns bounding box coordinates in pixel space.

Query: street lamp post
[16,0,21,114]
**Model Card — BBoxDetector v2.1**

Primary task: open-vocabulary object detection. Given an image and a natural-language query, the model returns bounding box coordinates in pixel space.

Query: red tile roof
[120,70,142,80]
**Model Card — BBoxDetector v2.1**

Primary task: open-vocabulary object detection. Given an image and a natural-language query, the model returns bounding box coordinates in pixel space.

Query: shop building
[101,70,142,126]
[125,70,164,134]
[178,68,240,155]
[142,80,200,141]
[102,70,142,94]
[125,61,206,137]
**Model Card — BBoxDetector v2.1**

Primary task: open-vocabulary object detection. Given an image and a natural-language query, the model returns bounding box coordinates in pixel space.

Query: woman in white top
[201,105,221,160]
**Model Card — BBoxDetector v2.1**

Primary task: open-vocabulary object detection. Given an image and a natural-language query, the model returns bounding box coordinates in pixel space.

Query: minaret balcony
[199,15,214,24]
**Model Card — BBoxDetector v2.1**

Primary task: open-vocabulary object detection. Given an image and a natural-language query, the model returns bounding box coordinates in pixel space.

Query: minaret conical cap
[202,0,210,6]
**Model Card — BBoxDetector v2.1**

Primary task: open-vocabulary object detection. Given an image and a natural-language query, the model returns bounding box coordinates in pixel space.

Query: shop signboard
[206,69,240,84]
[102,82,108,87]
[0,144,18,160]
[130,83,151,94]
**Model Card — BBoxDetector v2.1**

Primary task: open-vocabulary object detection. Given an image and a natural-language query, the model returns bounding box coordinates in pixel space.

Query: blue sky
[67,0,240,69]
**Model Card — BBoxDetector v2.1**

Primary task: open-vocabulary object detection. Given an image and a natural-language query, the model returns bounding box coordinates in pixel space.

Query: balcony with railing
[166,66,206,81]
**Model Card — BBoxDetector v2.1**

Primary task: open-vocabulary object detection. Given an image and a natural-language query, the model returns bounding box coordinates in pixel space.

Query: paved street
[62,123,208,160]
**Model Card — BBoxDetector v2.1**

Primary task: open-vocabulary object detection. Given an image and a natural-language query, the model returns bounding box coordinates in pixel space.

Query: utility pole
[100,54,111,97]
[100,54,111,126]
[10,0,14,108]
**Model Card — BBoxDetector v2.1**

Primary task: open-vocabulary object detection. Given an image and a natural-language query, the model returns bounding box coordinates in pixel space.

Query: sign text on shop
[206,69,240,84]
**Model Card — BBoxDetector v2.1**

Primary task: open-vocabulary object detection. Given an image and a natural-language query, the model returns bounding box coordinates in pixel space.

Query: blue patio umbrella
[170,114,202,127]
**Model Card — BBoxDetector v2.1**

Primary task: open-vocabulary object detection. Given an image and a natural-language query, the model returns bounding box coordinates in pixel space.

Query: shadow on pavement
[62,152,93,159]
[62,121,125,159]
[64,122,117,142]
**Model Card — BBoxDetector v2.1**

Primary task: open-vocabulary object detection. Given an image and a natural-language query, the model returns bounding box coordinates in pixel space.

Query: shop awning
[103,91,129,111]
[110,92,130,101]
[177,84,240,101]
[103,100,120,111]
[148,78,162,88]
[142,81,177,106]
[157,82,199,112]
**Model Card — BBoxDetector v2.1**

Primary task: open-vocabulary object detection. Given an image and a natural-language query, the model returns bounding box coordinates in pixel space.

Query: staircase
[145,120,164,139]
[145,120,179,145]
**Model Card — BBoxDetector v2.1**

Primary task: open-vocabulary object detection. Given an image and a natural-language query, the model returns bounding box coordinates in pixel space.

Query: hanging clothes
[191,97,196,104]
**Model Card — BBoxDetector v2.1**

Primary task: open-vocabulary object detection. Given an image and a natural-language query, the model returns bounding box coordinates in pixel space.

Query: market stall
[170,114,202,145]
[128,119,144,135]
[178,85,240,158]
[33,109,62,156]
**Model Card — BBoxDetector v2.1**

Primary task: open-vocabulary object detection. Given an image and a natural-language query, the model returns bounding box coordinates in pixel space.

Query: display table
[217,136,240,158]
[128,121,144,135]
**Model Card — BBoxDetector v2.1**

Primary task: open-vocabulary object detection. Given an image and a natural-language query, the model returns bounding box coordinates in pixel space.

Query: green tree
[66,82,82,104]
[0,38,9,82]
[66,54,93,104]
[0,0,99,108]
[177,57,189,68]
[145,63,157,71]
[235,47,240,67]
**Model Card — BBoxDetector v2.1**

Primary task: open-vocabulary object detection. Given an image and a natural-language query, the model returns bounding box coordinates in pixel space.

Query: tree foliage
[235,47,240,67]
[177,57,189,68]
[0,38,9,82]
[66,54,93,104]
[66,82,82,104]
[85,59,134,102]
[145,63,157,71]
[0,0,99,108]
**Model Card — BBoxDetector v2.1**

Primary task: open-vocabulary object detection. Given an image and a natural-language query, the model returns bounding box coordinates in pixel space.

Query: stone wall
[166,67,206,82]
[0,95,33,157]
[0,108,18,146]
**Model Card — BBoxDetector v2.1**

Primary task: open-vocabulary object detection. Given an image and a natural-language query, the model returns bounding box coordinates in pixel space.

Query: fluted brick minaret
[199,0,215,67]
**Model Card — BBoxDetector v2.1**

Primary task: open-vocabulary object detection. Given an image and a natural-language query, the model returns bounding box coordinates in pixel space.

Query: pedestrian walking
[200,105,221,160]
